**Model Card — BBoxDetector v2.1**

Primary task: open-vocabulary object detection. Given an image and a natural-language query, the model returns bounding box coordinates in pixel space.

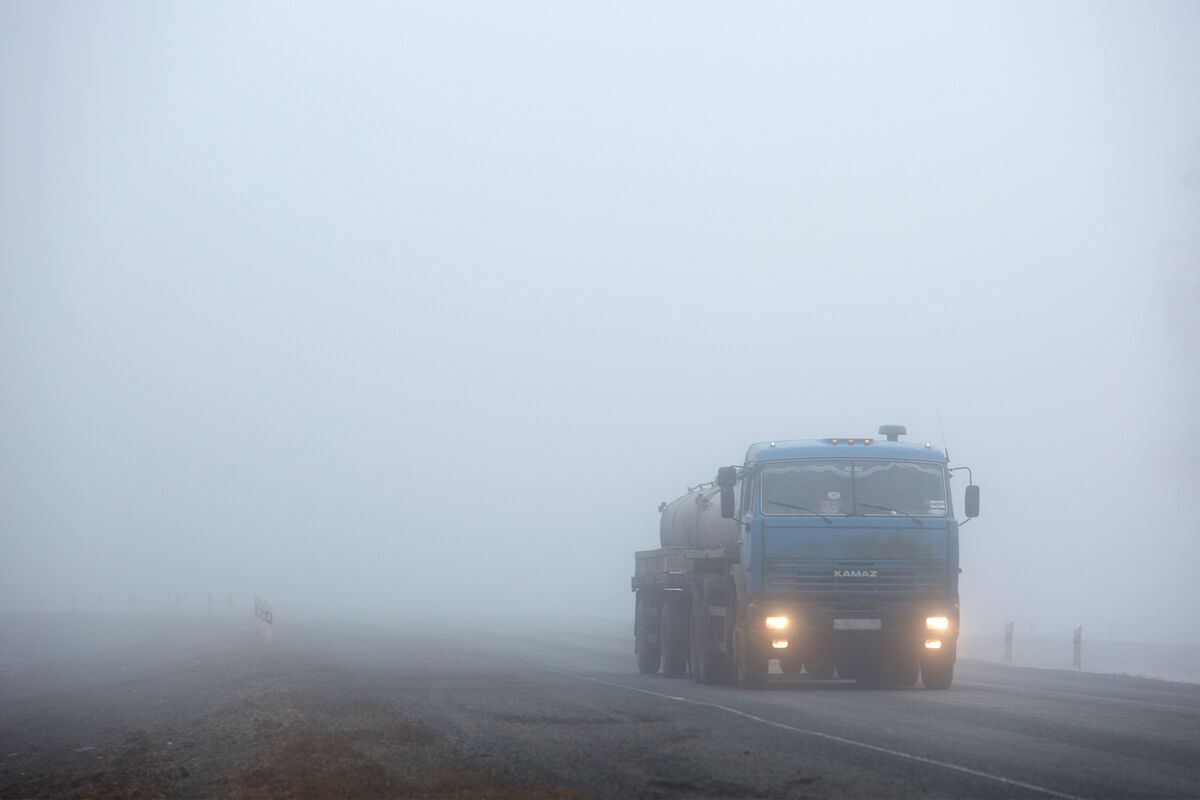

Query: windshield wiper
[855,502,924,525]
[763,500,833,523]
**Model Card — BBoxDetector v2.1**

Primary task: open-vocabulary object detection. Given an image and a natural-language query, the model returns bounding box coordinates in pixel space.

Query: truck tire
[635,590,661,674]
[660,592,689,678]
[690,580,733,684]
[689,589,705,682]
[920,644,955,690]
[734,625,769,689]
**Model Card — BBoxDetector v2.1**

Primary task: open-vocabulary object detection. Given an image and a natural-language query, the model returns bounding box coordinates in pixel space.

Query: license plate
[834,618,882,630]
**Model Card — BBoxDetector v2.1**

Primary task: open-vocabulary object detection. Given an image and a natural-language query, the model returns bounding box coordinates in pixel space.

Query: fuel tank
[659,482,741,549]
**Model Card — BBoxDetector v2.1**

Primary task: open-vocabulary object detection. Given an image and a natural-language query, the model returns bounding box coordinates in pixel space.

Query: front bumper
[744,598,960,654]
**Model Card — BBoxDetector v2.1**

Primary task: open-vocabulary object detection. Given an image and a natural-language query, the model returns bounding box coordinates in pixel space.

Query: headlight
[771,639,789,649]
[925,616,950,631]
[765,616,788,631]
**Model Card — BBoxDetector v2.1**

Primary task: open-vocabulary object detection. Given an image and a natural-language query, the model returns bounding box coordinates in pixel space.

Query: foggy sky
[3,2,1199,643]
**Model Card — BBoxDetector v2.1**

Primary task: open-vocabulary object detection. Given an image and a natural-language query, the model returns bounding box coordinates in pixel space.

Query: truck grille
[764,559,946,595]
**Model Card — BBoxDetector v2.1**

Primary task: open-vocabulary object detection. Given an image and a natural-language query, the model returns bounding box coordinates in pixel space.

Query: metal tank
[659,482,741,549]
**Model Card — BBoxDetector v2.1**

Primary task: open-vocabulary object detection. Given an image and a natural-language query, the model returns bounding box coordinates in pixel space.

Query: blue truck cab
[633,425,979,689]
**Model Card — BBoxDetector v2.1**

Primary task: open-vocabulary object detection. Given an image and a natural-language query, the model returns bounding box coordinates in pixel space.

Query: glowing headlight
[765,616,789,631]
[925,616,950,631]
[771,639,789,649]
[924,640,943,649]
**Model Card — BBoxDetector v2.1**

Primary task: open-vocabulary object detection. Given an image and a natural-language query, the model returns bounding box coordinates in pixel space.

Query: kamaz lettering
[835,569,879,578]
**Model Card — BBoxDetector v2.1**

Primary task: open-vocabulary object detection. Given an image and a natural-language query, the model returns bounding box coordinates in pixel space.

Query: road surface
[1,614,1197,798]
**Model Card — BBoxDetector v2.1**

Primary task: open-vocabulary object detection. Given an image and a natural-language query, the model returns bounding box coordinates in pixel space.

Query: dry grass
[222,725,404,799]
[3,730,191,799]
[221,709,585,799]
[0,638,585,800]
[3,697,581,799]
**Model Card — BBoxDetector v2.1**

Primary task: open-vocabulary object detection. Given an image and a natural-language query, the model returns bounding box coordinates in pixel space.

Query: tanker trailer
[658,482,741,549]
[631,427,980,690]
[632,476,744,682]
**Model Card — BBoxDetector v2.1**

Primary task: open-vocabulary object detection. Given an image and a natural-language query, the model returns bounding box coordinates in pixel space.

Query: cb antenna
[937,411,950,463]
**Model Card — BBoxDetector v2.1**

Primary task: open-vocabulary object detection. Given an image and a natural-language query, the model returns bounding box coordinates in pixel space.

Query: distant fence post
[1004,622,1014,662]
[1073,626,1082,672]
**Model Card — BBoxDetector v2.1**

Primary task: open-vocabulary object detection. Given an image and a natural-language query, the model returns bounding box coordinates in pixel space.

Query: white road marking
[540,666,1081,800]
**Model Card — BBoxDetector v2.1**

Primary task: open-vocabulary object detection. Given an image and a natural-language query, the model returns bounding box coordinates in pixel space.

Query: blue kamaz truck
[632,425,979,689]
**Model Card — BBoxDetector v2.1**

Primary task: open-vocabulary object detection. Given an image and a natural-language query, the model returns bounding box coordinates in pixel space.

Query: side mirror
[716,466,737,489]
[717,466,737,519]
[964,485,980,518]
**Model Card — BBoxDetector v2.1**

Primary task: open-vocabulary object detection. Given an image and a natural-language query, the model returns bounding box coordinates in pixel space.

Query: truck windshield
[760,459,947,518]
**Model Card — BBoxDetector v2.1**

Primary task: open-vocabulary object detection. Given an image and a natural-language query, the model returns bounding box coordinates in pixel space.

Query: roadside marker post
[1004,622,1014,662]
[254,596,274,642]
[1073,626,1082,672]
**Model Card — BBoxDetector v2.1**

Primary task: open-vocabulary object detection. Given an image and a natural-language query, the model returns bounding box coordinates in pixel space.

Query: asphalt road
[2,614,1198,798]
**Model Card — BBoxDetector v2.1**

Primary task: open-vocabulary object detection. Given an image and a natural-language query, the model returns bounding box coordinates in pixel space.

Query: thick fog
[3,3,1198,643]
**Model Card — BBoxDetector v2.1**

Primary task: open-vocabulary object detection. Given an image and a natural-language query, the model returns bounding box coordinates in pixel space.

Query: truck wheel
[734,626,769,689]
[635,590,661,674]
[920,644,955,690]
[689,588,707,682]
[691,581,733,684]
[710,584,737,685]
[660,592,689,678]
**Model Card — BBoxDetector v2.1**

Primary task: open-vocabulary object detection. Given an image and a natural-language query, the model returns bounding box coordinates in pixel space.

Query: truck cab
[728,431,977,688]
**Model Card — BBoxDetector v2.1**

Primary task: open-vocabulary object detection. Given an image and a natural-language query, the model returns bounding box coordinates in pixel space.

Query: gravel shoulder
[0,615,578,799]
